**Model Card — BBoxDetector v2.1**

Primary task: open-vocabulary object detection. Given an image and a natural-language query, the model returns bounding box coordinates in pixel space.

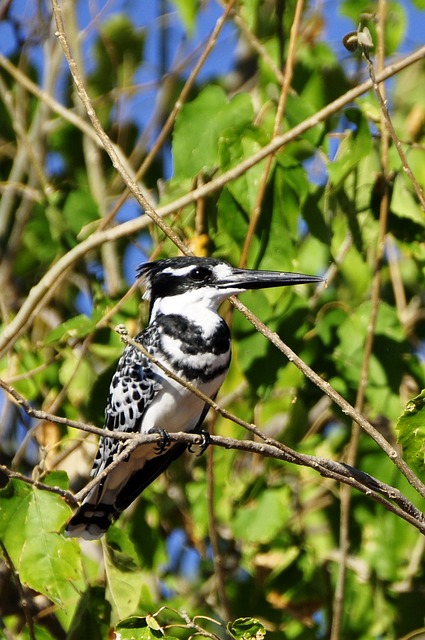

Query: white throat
[150,289,228,337]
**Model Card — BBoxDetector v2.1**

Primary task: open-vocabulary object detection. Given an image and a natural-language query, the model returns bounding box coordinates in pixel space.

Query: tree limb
[1,378,424,534]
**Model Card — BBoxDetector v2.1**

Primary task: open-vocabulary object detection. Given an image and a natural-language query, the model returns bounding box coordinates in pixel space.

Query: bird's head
[137,256,323,318]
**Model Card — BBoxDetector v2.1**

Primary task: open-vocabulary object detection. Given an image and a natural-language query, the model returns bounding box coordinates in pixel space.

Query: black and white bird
[65,256,322,539]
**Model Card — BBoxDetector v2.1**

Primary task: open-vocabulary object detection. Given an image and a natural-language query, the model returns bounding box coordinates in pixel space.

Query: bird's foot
[187,430,210,457]
[149,428,171,454]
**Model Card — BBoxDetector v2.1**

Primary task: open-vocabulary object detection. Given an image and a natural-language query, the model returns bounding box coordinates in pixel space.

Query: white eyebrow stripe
[161,265,195,276]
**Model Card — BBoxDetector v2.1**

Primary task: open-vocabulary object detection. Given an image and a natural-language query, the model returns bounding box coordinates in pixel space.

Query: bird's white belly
[140,372,224,435]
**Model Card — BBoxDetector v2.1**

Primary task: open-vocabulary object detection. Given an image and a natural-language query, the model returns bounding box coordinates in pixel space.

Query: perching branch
[1,376,425,534]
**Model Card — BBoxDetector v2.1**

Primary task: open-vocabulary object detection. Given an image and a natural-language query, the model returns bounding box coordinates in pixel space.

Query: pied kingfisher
[65,256,322,539]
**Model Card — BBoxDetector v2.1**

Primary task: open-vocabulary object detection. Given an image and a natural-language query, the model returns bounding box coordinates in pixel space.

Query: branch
[0,465,75,503]
[363,46,425,211]
[1,377,424,534]
[231,298,425,501]
[0,377,129,442]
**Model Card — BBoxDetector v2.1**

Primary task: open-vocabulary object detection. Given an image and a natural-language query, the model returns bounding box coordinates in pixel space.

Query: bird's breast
[140,367,226,434]
[138,312,231,433]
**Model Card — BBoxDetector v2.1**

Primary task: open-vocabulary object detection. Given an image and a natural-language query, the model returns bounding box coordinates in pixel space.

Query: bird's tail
[64,453,134,539]
[65,499,118,540]
[64,442,187,540]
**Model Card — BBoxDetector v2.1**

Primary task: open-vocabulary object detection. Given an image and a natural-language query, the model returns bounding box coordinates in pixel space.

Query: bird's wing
[91,341,162,479]
[65,339,212,540]
[65,341,163,539]
[114,441,187,512]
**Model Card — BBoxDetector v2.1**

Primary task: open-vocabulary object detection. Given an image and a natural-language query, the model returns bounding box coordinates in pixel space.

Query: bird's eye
[189,266,211,282]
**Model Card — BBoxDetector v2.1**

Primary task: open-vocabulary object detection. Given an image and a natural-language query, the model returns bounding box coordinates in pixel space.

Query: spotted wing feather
[91,341,161,477]
[65,335,163,539]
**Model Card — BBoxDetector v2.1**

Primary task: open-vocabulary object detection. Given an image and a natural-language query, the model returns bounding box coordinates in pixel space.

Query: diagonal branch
[2,423,424,534]
[2,360,424,534]
[230,297,425,500]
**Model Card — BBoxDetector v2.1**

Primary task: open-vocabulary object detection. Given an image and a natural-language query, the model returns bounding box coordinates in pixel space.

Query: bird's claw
[150,428,171,454]
[187,430,210,456]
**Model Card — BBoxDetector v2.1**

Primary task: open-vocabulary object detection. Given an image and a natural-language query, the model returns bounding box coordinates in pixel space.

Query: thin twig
[0,377,129,442]
[362,47,425,211]
[177,610,223,640]
[0,465,75,503]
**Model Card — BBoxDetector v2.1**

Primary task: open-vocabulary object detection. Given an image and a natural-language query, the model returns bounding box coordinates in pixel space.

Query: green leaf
[19,204,60,268]
[115,616,168,639]
[173,86,253,179]
[232,488,291,544]
[284,92,324,146]
[219,126,268,215]
[227,617,266,640]
[19,625,57,640]
[104,527,146,622]
[146,614,164,632]
[216,150,307,271]
[59,353,95,407]
[43,470,70,490]
[90,14,145,94]
[327,109,373,186]
[0,480,83,621]
[333,301,406,397]
[383,1,407,56]
[45,314,98,344]
[390,174,425,227]
[63,190,99,236]
[170,0,199,33]
[396,390,425,478]
[233,292,311,395]
[66,586,112,640]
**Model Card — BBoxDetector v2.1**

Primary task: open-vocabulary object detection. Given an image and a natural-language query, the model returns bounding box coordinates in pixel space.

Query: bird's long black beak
[216,267,323,292]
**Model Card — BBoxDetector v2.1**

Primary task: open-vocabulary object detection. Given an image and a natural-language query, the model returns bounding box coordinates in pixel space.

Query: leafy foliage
[396,390,425,478]
[1,1,425,639]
